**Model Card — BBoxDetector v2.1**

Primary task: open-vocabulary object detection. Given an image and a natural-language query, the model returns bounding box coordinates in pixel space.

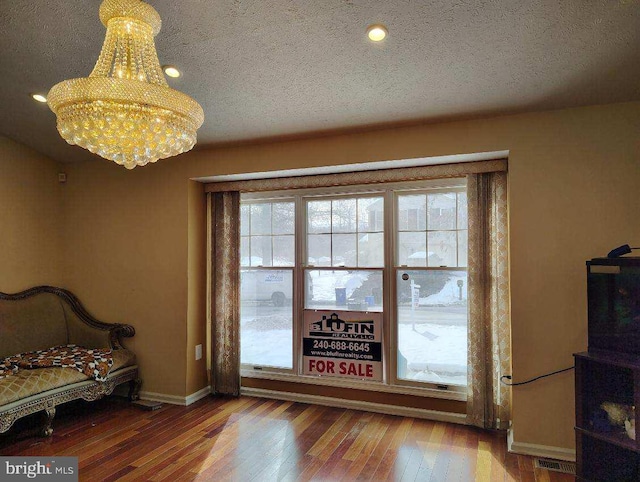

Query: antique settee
[0,286,140,436]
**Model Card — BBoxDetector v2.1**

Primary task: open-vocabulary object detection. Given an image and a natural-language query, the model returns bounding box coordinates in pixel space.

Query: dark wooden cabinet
[575,351,640,481]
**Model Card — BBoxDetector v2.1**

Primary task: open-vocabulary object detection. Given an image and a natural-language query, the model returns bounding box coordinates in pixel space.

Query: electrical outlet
[195,344,202,361]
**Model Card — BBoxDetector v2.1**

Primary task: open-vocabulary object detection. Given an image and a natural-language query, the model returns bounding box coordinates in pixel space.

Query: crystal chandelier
[47,0,204,169]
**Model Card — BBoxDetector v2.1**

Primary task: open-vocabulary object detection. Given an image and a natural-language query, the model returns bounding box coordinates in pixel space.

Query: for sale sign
[303,310,383,381]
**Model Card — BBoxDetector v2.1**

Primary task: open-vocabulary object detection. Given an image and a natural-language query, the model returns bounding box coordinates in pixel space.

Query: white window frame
[240,195,297,374]
[239,179,468,401]
[391,185,467,391]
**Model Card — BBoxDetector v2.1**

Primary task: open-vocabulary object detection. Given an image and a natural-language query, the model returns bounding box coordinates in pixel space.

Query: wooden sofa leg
[128,378,142,401]
[41,407,56,437]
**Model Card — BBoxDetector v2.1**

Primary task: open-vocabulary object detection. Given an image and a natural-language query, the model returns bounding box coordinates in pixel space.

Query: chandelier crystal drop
[47,0,204,169]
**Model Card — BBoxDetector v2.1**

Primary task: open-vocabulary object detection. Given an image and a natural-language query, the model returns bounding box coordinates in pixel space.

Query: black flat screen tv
[588,257,640,355]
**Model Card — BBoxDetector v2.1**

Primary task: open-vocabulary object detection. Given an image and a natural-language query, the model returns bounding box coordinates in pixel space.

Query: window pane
[358,197,384,232]
[358,232,384,268]
[458,230,468,267]
[398,195,426,231]
[396,270,467,385]
[273,235,295,266]
[305,269,383,311]
[250,204,272,235]
[332,233,356,267]
[457,192,468,229]
[273,202,295,235]
[251,235,272,266]
[307,200,331,234]
[332,199,356,233]
[240,269,293,368]
[427,193,457,230]
[240,237,250,266]
[240,205,250,236]
[397,232,427,266]
[308,234,331,266]
[427,231,457,267]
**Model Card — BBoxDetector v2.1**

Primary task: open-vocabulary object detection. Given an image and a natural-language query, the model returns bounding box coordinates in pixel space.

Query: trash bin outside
[335,287,347,306]
[373,288,383,304]
[364,296,375,307]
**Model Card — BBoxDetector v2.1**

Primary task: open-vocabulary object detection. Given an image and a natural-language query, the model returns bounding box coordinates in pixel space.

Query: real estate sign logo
[303,311,382,381]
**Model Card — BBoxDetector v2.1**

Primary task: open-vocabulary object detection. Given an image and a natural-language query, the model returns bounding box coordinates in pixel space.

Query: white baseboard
[140,386,211,406]
[240,387,467,425]
[186,386,212,405]
[507,428,576,462]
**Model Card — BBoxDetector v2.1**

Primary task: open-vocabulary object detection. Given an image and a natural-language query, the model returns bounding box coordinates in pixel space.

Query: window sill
[240,368,467,402]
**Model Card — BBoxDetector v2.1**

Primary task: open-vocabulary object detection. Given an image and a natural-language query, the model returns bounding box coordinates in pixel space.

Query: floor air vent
[534,458,576,475]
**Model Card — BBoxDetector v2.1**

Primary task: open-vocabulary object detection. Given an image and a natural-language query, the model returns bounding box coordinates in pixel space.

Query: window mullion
[455,193,458,267]
[384,189,395,385]
[329,201,334,266]
[425,197,430,268]
[293,194,305,375]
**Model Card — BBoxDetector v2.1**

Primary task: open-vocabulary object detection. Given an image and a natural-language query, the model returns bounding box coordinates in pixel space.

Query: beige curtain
[210,191,241,396]
[466,172,511,429]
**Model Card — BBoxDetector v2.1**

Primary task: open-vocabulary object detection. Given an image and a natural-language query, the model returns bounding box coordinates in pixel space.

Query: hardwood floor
[0,396,574,481]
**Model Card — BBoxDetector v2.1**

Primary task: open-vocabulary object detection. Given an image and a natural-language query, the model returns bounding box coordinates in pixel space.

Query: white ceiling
[1,0,639,164]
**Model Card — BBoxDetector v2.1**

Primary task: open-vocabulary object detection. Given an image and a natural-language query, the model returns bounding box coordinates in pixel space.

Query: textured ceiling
[1,0,639,164]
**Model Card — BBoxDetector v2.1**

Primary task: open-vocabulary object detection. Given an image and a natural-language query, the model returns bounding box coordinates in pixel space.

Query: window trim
[240,367,467,401]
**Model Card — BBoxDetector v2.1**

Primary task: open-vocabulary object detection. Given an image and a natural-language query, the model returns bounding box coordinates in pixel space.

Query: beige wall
[61,160,192,397]
[37,101,639,451]
[0,137,64,292]
[186,180,207,394]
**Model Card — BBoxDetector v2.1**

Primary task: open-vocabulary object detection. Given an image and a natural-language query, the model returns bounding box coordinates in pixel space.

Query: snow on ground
[241,320,466,383]
[309,270,367,301]
[241,272,468,384]
[419,274,467,306]
[241,329,293,369]
[398,323,467,385]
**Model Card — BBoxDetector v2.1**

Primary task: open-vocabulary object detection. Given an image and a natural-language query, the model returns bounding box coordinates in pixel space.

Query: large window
[239,180,468,392]
[396,190,467,386]
[240,200,294,369]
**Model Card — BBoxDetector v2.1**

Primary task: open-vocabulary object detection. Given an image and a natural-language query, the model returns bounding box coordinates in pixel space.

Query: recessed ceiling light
[31,93,47,103]
[163,65,181,78]
[366,24,388,42]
